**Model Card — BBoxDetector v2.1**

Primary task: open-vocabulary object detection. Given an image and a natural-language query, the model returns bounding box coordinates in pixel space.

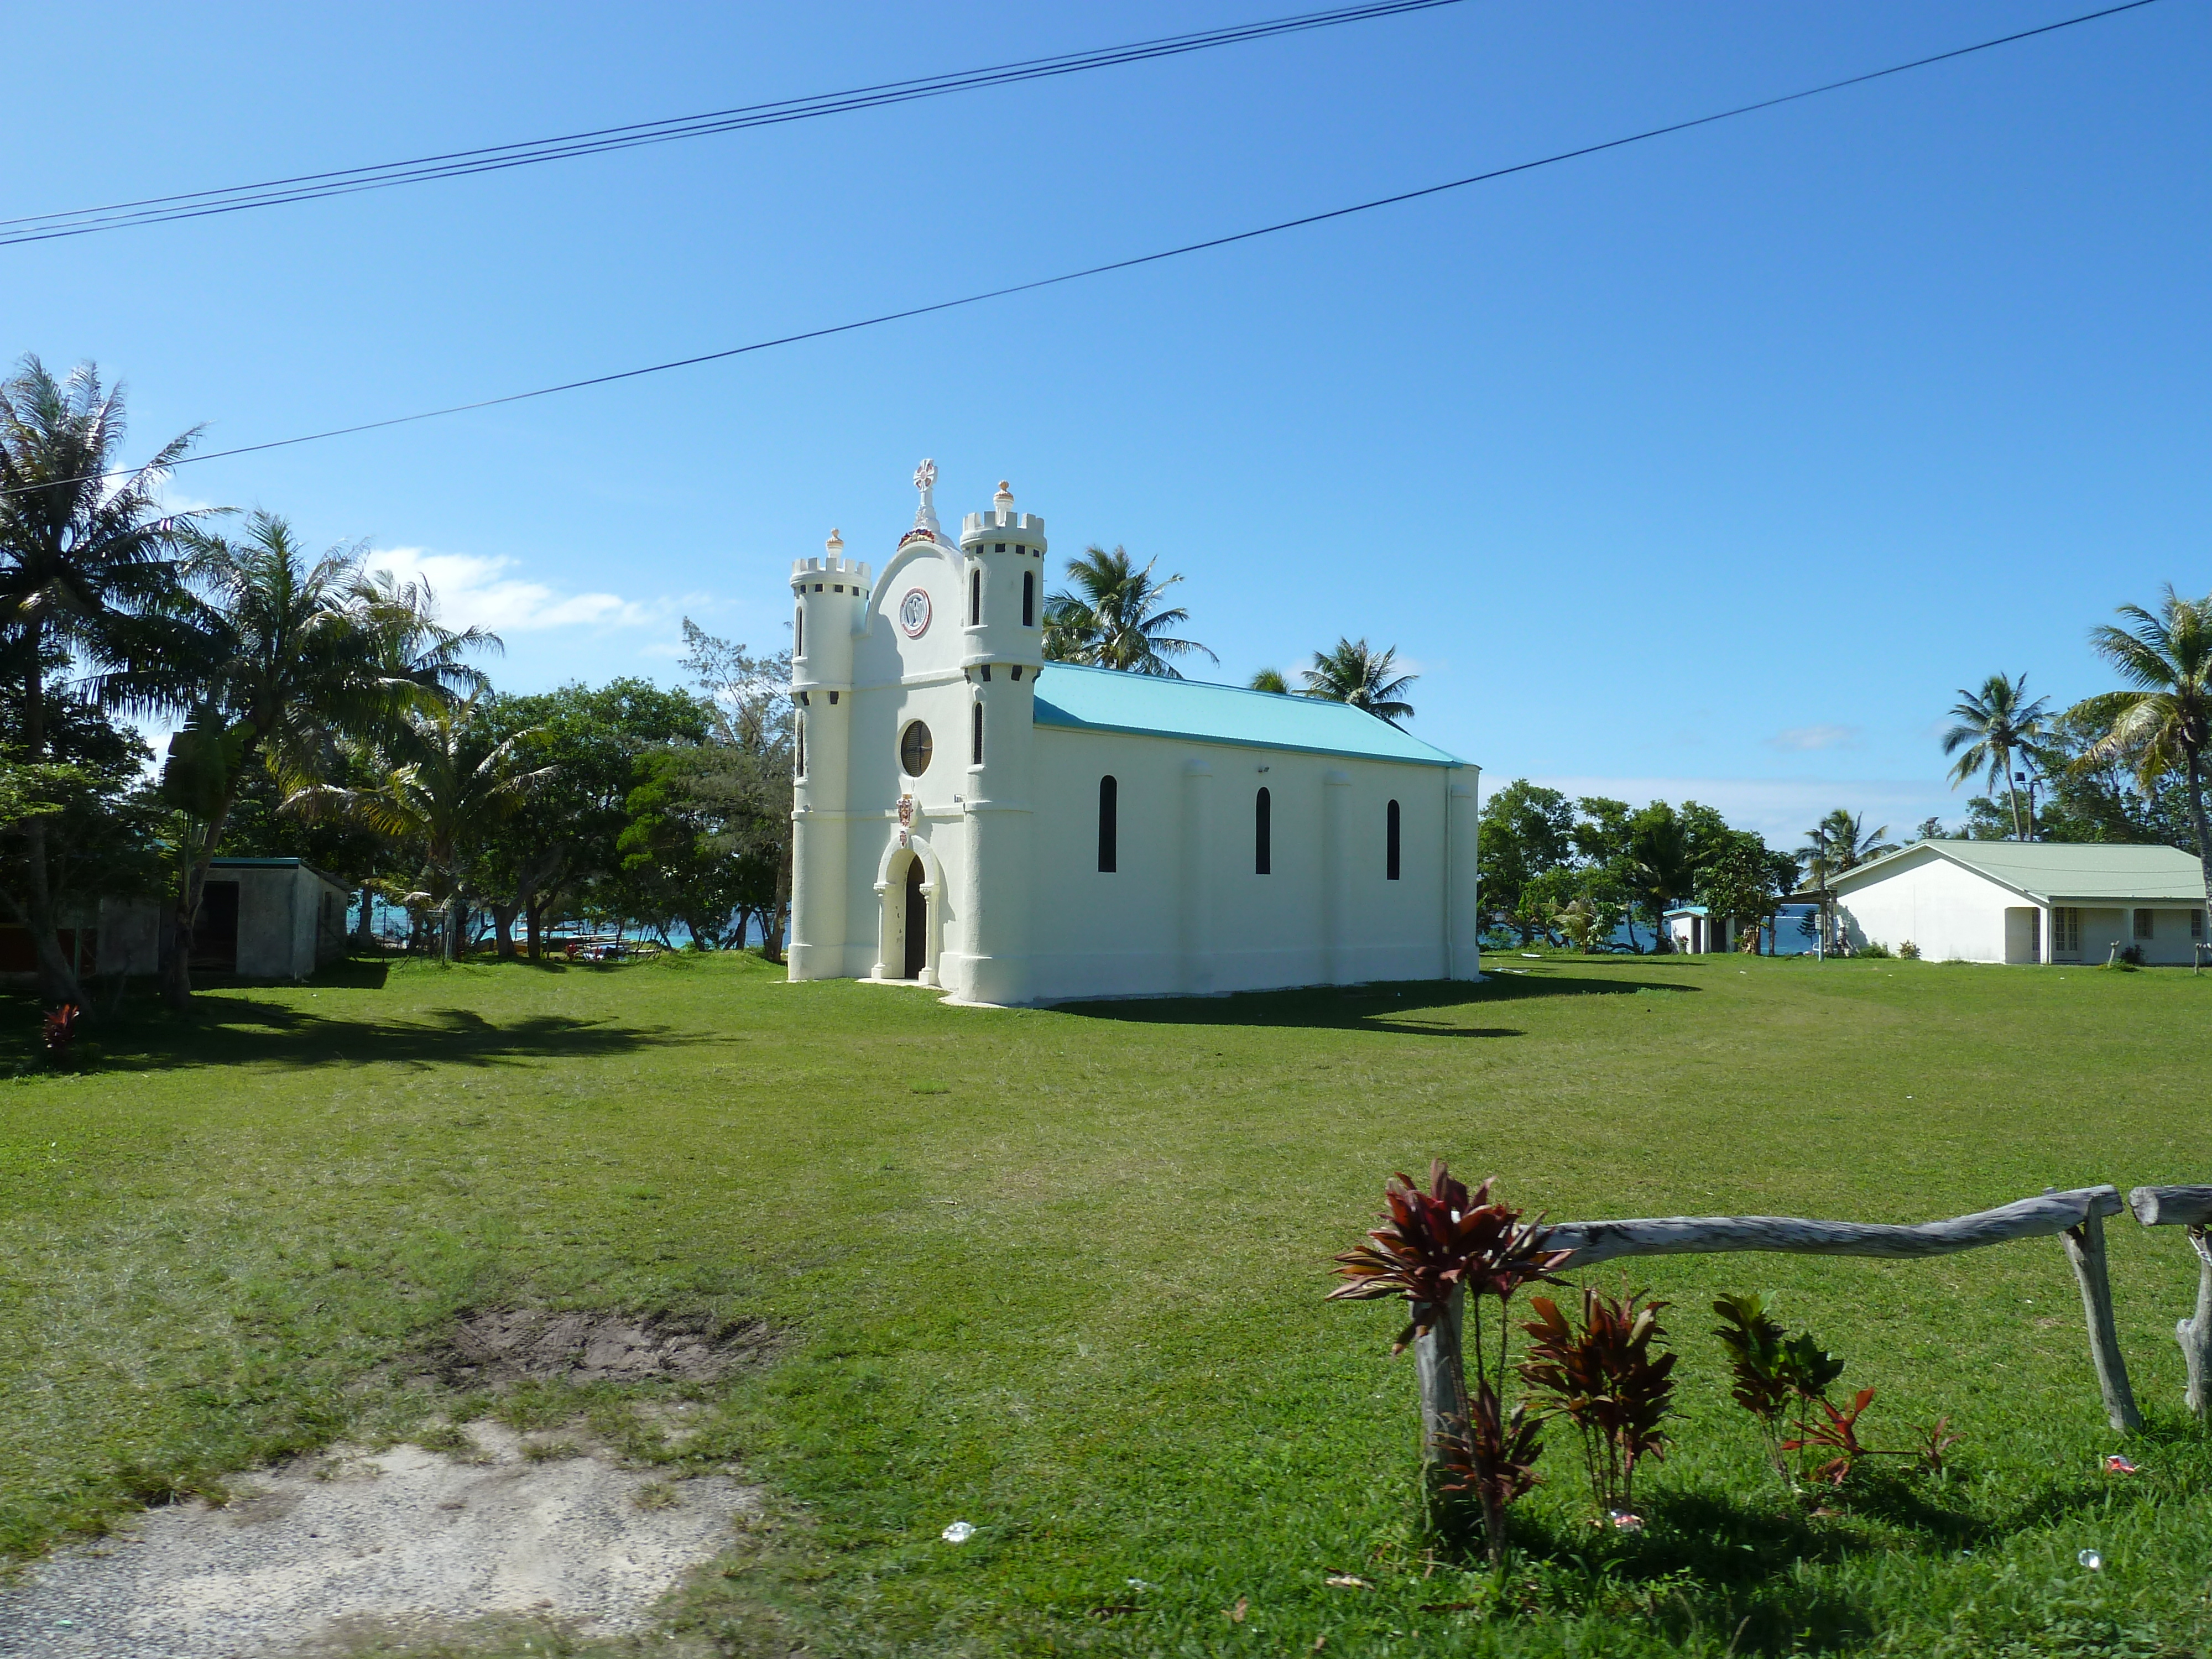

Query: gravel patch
[0,1422,758,1658]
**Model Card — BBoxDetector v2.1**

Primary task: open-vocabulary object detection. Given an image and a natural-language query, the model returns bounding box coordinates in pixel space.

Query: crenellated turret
[957,481,1046,672]
[790,530,871,692]
[786,529,869,982]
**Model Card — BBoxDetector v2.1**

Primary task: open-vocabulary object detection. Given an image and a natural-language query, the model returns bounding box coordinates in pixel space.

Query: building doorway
[903,858,927,979]
[194,881,241,972]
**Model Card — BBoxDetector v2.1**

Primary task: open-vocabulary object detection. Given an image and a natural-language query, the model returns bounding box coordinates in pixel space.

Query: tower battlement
[959,508,1046,545]
[790,552,873,588]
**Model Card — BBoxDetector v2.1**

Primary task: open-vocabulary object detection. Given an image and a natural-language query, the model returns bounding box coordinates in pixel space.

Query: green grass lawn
[6,951,2212,1656]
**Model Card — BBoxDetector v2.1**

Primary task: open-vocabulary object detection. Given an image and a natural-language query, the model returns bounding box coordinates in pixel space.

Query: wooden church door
[903,859,927,979]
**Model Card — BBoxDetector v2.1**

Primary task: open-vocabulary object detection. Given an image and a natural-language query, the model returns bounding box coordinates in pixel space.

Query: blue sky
[6,0,2205,843]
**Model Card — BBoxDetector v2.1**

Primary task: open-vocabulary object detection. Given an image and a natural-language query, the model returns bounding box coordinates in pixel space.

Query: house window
[2054,906,2080,955]
[969,568,982,626]
[971,701,984,765]
[900,721,932,777]
[1098,776,1118,873]
[2135,908,2156,941]
[2194,909,2205,941]
[1022,570,1036,627]
[1386,799,1401,881]
[1255,787,1272,875]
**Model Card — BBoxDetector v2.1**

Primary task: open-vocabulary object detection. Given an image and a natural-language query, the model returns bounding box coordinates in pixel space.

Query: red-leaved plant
[1329,1161,1571,1562]
[1519,1285,1677,1518]
[42,1003,80,1060]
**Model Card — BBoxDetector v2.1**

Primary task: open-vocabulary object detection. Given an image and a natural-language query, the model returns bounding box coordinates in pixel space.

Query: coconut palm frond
[1301,638,1417,727]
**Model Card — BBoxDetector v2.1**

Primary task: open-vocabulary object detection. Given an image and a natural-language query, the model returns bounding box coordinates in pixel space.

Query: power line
[0,0,1466,247]
[4,0,2163,499]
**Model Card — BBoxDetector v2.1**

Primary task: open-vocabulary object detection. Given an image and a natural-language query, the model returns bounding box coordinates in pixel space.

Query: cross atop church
[910,457,942,540]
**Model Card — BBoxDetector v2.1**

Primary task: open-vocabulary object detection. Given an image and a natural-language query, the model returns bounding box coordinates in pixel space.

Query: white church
[785,462,1483,1006]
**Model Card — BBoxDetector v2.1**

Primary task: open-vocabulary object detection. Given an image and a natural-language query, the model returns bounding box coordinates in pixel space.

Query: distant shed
[191,858,354,978]
[1830,840,2208,965]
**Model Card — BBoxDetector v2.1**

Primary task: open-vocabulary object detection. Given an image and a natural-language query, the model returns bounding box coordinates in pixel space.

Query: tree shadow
[1057,973,1699,1036]
[90,996,728,1073]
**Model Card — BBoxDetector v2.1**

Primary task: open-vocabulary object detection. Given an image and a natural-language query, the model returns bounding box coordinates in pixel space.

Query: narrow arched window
[1255,787,1272,875]
[1021,570,1036,627]
[794,606,804,657]
[1098,776,1118,873]
[1386,799,1401,881]
[795,714,806,779]
[972,700,984,765]
[969,568,982,627]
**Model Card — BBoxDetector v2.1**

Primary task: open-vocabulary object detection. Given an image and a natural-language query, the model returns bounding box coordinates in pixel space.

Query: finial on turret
[995,480,1014,508]
[826,528,843,553]
[910,458,942,541]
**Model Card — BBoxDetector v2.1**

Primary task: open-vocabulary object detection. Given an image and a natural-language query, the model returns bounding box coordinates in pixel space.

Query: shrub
[1856,941,1893,959]
[1520,1285,1677,1518]
[1329,1161,1569,1563]
[1898,940,1921,959]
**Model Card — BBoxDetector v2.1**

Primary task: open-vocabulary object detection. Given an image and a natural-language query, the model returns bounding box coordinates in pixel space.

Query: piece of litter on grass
[2078,1548,2104,1571]
[1127,1578,1155,1590]
[1229,1597,1249,1623]
[1608,1510,1644,1532]
[1325,1574,1374,1589]
[941,1521,974,1544]
[2105,1455,2138,1475]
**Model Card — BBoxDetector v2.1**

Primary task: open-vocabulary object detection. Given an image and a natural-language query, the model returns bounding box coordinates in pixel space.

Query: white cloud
[1768,724,1865,753]
[366,546,664,634]
[1525,775,1957,844]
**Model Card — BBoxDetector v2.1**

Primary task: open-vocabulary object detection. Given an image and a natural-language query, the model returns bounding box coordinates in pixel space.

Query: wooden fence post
[1412,1285,1471,1532]
[2055,1194,2140,1433]
[2126,1185,2212,1416]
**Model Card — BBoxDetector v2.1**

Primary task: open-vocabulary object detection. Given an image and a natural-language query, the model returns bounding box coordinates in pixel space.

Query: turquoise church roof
[1031,663,1466,768]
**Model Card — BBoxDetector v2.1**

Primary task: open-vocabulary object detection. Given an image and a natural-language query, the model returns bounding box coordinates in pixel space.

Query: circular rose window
[898,588,932,638]
[899,720,933,776]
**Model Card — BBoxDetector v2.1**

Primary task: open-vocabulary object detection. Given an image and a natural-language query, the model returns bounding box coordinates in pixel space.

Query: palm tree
[1942,672,2052,840]
[2073,586,2212,944]
[0,356,205,1005]
[1798,809,1898,953]
[146,512,491,1004]
[1042,545,1214,678]
[1249,667,1291,694]
[296,697,552,959]
[1301,638,1417,727]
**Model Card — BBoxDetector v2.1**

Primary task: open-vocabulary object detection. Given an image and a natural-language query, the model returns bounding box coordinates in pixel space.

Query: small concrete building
[785,464,1483,1005]
[1830,840,2209,965]
[1663,904,1741,954]
[186,858,354,978]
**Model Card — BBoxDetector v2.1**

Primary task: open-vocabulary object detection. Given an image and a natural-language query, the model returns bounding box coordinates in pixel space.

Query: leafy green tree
[1301,638,1416,727]
[296,697,552,959]
[474,677,712,958]
[1942,672,2052,841]
[145,513,487,1003]
[1042,546,1214,677]
[1478,780,1575,943]
[1570,797,1639,948]
[671,619,794,958]
[1248,667,1290,693]
[1695,832,1791,953]
[1625,802,1697,952]
[615,748,759,948]
[0,356,203,1003]
[2073,585,2212,938]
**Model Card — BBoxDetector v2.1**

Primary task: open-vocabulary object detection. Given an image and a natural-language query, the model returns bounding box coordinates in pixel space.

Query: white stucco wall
[1834,848,2020,963]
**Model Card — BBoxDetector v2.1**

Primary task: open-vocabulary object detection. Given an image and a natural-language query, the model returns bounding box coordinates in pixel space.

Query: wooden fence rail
[1540,1185,2139,1432]
[2129,1185,2212,1416]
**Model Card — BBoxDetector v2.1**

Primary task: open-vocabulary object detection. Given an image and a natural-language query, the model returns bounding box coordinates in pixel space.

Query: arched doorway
[903,858,927,980]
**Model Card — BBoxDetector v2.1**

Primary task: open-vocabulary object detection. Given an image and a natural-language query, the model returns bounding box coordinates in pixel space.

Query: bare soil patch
[0,1422,757,1658]
[405,1310,771,1388]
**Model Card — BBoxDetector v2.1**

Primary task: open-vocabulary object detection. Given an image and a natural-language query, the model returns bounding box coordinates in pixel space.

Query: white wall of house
[1835,848,2015,963]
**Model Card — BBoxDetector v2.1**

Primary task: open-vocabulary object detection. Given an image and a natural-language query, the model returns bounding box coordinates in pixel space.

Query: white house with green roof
[1829,839,2209,966]
[784,465,1481,1005]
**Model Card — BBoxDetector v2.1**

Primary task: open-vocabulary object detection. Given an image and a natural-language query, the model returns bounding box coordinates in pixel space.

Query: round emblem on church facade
[898,588,932,638]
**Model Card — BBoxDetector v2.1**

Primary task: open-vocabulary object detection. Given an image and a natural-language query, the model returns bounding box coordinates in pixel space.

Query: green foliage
[1519,1285,1678,1515]
[1246,667,1290,693]
[1857,940,1894,959]
[1943,672,2053,842]
[1899,938,1922,959]
[1479,782,1576,942]
[1300,638,1417,728]
[1042,545,1213,677]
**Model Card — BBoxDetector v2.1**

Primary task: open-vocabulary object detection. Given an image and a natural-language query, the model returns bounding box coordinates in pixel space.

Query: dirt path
[1,1423,756,1657]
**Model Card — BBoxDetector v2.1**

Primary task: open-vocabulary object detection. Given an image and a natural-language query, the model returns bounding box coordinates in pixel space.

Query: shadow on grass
[1057,972,1699,1036]
[77,996,727,1073]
